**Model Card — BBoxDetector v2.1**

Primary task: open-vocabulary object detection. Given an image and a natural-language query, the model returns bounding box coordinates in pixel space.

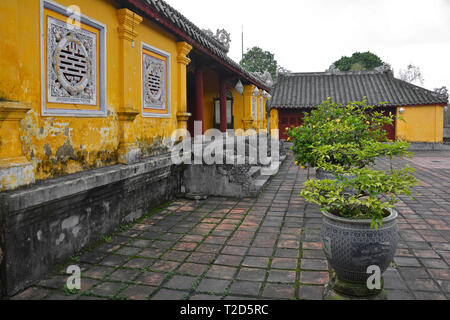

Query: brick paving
[10,151,450,300]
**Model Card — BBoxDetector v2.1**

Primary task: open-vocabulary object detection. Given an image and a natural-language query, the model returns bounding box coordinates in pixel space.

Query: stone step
[260,155,286,176]
[249,155,287,197]
[249,175,271,197]
[254,175,270,188]
[248,166,262,179]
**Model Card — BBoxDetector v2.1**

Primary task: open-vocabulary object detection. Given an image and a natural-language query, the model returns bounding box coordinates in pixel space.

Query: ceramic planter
[321,208,398,284]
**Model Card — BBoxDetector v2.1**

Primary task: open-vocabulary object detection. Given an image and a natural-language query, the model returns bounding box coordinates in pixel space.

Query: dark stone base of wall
[0,153,181,297]
[408,142,450,151]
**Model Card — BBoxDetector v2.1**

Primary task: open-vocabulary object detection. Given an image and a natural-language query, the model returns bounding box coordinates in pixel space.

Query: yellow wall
[232,88,246,131]
[270,108,279,138]
[396,105,444,143]
[0,0,185,185]
[262,97,268,132]
[256,92,264,132]
[0,0,269,190]
[202,67,219,131]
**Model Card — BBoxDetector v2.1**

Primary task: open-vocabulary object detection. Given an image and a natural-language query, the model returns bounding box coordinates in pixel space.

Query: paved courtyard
[10,151,450,300]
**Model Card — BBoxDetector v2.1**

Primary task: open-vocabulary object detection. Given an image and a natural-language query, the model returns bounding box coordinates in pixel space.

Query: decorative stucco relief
[47,16,97,105]
[142,53,166,110]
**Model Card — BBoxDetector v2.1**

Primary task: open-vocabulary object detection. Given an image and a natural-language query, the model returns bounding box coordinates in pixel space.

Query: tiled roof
[124,0,270,91]
[270,70,448,109]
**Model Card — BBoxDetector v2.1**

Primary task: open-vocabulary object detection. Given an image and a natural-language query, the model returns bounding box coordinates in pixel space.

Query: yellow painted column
[176,42,193,132]
[262,97,268,133]
[256,91,262,131]
[242,85,255,130]
[117,8,143,164]
[232,87,244,131]
[0,102,34,191]
[270,108,279,139]
[0,0,21,103]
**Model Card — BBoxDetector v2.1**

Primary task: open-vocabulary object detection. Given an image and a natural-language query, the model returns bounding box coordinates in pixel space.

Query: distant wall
[396,105,444,143]
[444,106,450,138]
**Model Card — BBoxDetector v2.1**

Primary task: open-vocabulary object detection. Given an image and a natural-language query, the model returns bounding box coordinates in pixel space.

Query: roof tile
[126,0,269,90]
[271,71,448,108]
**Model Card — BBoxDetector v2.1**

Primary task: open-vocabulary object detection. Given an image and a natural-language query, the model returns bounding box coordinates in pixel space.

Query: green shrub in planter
[289,98,418,298]
[301,164,417,229]
[311,140,411,172]
[301,159,417,297]
[296,99,417,228]
[287,98,403,169]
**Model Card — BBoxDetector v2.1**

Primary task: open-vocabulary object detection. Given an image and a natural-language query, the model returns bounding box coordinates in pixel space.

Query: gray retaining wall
[0,153,182,296]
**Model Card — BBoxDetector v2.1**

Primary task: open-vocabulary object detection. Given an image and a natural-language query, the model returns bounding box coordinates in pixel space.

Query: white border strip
[141,41,171,118]
[40,0,107,117]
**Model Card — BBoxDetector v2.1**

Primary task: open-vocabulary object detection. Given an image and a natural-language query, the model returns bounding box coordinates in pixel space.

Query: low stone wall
[0,153,182,296]
[184,163,256,198]
[444,127,450,140]
[407,142,450,151]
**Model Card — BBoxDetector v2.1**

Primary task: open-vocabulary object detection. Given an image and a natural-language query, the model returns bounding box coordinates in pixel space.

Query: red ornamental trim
[125,0,269,92]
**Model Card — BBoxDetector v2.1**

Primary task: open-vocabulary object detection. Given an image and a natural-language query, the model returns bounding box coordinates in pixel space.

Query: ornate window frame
[141,42,171,118]
[40,0,107,117]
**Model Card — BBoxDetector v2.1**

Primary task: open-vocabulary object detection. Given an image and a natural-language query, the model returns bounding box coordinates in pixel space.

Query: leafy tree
[240,46,278,80]
[333,52,384,71]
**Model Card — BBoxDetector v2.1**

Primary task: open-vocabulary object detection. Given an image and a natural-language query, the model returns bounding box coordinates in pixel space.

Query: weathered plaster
[0,163,34,191]
[19,109,119,180]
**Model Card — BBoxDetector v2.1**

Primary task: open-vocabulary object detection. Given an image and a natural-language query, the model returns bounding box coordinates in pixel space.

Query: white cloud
[164,0,450,91]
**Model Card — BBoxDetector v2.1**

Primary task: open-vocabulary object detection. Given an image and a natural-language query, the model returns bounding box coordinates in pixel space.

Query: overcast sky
[165,0,450,92]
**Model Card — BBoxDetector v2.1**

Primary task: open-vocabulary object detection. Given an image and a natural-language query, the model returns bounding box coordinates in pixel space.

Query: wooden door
[278,110,306,140]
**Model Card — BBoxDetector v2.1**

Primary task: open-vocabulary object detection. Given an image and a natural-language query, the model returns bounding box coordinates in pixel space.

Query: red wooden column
[194,66,204,134]
[220,79,227,133]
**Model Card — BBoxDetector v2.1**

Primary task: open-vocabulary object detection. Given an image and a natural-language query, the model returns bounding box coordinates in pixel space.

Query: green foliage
[288,99,417,229]
[63,283,79,295]
[100,235,112,243]
[287,99,399,169]
[301,166,417,229]
[311,140,411,172]
[240,46,278,79]
[333,52,384,71]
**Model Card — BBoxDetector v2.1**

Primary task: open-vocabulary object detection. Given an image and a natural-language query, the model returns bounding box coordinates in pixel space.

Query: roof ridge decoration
[146,0,229,54]
[125,0,269,90]
[201,28,231,53]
